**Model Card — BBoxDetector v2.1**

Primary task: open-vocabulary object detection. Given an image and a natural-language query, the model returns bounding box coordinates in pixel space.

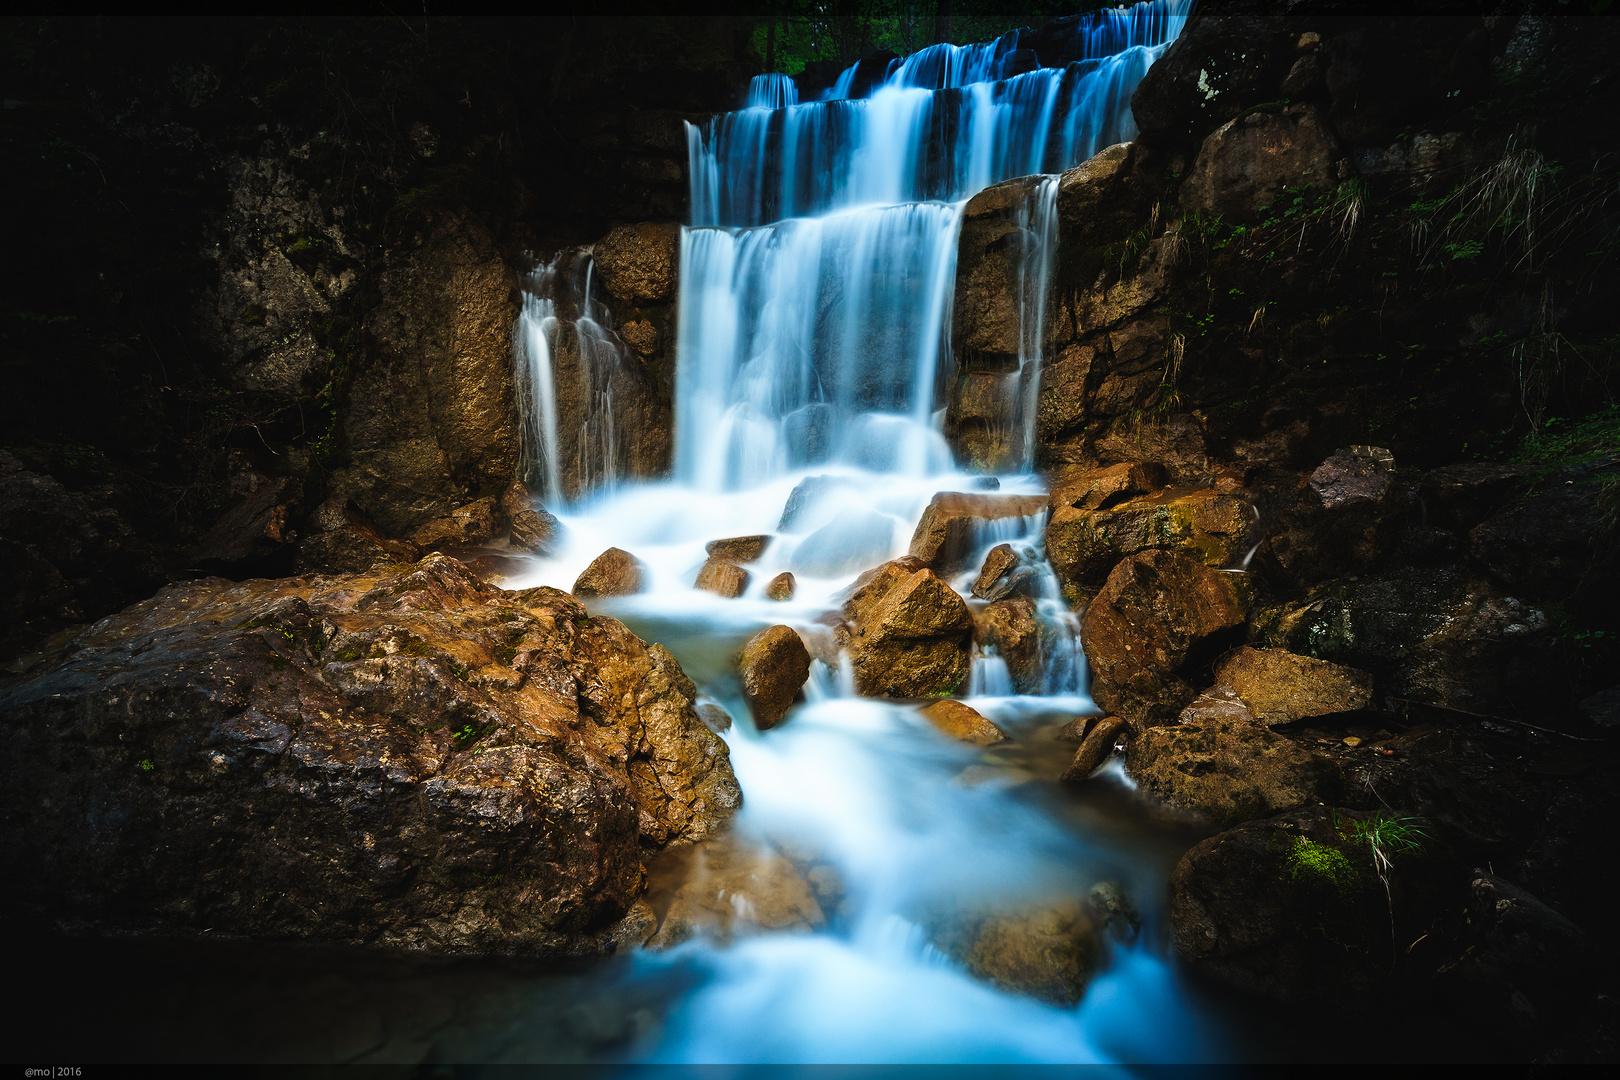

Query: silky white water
[500,1,1236,1063]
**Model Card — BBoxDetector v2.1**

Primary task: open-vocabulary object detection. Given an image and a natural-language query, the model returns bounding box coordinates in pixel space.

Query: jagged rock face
[0,555,739,953]
[1080,550,1250,724]
[1126,686,1345,827]
[839,557,973,698]
[1178,104,1344,222]
[294,497,423,576]
[908,492,1048,573]
[332,209,521,537]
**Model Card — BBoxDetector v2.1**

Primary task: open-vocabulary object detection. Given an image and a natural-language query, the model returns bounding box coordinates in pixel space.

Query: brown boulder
[1048,461,1168,512]
[919,700,1009,746]
[649,838,825,948]
[188,474,304,568]
[409,496,502,551]
[739,625,812,731]
[1179,104,1344,222]
[1309,445,1395,510]
[1214,646,1374,728]
[974,596,1044,695]
[908,492,1048,572]
[573,547,645,599]
[0,554,738,953]
[591,221,681,304]
[503,480,563,556]
[765,572,796,601]
[1080,550,1250,723]
[1061,716,1127,782]
[695,558,750,598]
[1047,487,1253,593]
[971,543,1021,600]
[706,535,771,563]
[932,899,1099,1006]
[1126,686,1344,827]
[295,496,423,575]
[841,558,973,698]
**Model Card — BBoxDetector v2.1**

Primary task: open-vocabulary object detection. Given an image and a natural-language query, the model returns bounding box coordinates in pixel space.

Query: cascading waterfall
[501,3,1234,1064]
[513,248,634,505]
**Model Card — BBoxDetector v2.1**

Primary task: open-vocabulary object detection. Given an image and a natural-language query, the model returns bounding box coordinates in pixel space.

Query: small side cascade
[1011,176,1061,471]
[512,249,635,506]
[746,72,799,110]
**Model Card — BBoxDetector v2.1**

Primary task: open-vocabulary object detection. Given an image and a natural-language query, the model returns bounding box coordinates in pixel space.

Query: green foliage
[1285,838,1360,904]
[137,758,155,772]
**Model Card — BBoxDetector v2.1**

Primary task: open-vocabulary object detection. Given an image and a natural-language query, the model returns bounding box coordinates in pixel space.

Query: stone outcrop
[1081,550,1250,724]
[738,625,811,731]
[1047,487,1253,594]
[573,548,646,599]
[973,597,1044,695]
[908,492,1048,572]
[838,557,974,698]
[0,555,739,952]
[1126,686,1344,826]
[294,497,423,576]
[409,496,502,551]
[1213,646,1374,727]
[503,481,564,557]
[918,699,1009,746]
[1178,104,1345,222]
[591,221,681,305]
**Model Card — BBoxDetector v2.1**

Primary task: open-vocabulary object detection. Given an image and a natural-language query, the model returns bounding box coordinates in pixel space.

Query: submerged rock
[765,572,797,601]
[648,839,825,949]
[1127,687,1343,826]
[738,624,811,731]
[919,699,1009,746]
[694,557,749,598]
[705,535,772,563]
[839,557,973,698]
[1080,550,1250,724]
[931,898,1100,1006]
[0,554,739,953]
[777,474,856,533]
[908,492,1048,573]
[574,547,646,598]
[790,508,895,578]
[1061,716,1127,782]
[1214,646,1374,728]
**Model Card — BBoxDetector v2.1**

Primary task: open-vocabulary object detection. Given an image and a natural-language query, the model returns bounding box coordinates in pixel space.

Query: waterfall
[512,249,636,505]
[677,0,1188,491]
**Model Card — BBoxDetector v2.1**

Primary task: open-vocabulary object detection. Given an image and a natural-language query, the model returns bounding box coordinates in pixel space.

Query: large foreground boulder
[0,555,739,953]
[1080,550,1250,723]
[839,557,974,698]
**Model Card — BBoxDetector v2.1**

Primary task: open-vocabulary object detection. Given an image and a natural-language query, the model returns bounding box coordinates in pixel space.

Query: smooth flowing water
[488,1,1251,1065]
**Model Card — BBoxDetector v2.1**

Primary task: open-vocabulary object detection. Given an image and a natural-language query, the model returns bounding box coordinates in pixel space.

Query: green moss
[1285,837,1360,903]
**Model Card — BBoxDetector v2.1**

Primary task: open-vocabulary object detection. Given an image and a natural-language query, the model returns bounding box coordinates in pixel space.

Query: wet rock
[705,535,771,563]
[1213,646,1374,728]
[649,840,825,948]
[1055,716,1097,743]
[694,558,749,599]
[840,558,973,698]
[777,474,856,533]
[953,174,1053,362]
[1168,805,1405,1005]
[1048,461,1168,512]
[918,699,1009,746]
[970,544,1019,599]
[1309,445,1395,510]
[1054,141,1160,251]
[590,221,681,304]
[294,497,423,575]
[696,703,733,734]
[1469,464,1619,609]
[1435,871,1600,1049]
[1179,104,1344,223]
[574,547,646,599]
[789,508,895,578]
[908,492,1048,573]
[738,625,811,731]
[0,555,739,951]
[1130,14,1301,147]
[1126,687,1344,826]
[1420,461,1531,531]
[1086,881,1141,942]
[503,480,563,556]
[1046,487,1252,593]
[1091,413,1212,484]
[765,572,796,601]
[188,474,303,570]
[932,898,1099,1006]
[1061,716,1127,782]
[328,209,520,537]
[409,496,501,551]
[974,596,1043,695]
[1080,550,1250,724]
